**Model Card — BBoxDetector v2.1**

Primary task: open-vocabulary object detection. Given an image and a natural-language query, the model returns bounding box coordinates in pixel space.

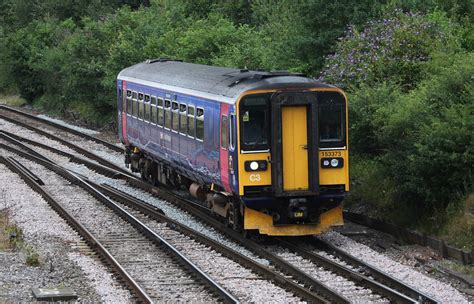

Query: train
[117,59,349,236]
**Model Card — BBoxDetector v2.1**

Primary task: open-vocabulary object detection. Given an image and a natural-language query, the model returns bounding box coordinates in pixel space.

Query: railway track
[296,237,438,303]
[0,104,122,153]
[0,154,235,303]
[0,106,444,303]
[0,109,131,177]
[0,145,329,303]
[0,125,363,302]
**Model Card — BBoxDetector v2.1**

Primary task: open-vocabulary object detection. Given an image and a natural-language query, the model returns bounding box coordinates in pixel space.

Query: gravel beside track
[1,111,470,303]
[0,117,124,167]
[263,245,387,303]
[0,163,132,303]
[319,231,468,303]
[8,154,224,303]
[36,114,101,135]
[1,148,308,303]
[115,201,305,303]
[0,127,269,266]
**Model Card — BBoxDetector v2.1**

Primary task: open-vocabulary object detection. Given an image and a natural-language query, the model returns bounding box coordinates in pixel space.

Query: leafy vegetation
[322,8,473,246]
[0,0,472,248]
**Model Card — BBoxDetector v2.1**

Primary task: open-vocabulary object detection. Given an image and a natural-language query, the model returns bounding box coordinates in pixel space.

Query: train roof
[117,59,334,101]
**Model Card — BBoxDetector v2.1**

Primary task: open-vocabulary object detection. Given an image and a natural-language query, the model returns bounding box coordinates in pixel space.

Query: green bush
[344,156,397,215]
[382,53,473,199]
[346,52,473,227]
[320,10,463,90]
[3,20,62,102]
[348,82,403,155]
[252,0,385,75]
[319,8,472,230]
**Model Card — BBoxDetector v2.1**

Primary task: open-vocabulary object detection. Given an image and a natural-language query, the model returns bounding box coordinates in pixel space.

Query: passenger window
[126,94,132,115]
[138,93,144,119]
[151,96,157,124]
[133,100,137,117]
[229,114,235,150]
[132,91,138,117]
[157,98,164,127]
[179,104,187,135]
[187,106,195,138]
[196,108,204,141]
[172,102,179,132]
[221,115,228,149]
[144,94,150,121]
[164,99,171,129]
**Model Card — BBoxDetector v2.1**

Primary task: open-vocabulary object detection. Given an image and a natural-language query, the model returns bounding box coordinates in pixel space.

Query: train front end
[236,88,349,236]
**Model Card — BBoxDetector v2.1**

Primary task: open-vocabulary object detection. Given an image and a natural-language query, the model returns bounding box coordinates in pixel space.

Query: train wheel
[227,201,241,231]
[141,160,157,185]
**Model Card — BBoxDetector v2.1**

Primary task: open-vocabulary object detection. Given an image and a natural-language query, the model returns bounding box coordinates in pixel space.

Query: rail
[0,105,123,153]
[344,211,473,265]
[0,155,153,303]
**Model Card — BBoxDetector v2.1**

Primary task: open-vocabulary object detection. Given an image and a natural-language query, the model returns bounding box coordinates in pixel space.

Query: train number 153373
[321,151,342,157]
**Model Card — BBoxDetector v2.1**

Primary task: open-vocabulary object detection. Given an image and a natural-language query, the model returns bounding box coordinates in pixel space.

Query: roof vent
[145,58,183,64]
[228,71,306,87]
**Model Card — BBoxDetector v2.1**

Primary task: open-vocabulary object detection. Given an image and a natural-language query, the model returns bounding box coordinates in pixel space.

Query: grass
[437,194,474,252]
[0,210,10,251]
[1,189,40,266]
[0,94,27,107]
[24,244,40,266]
[0,209,22,251]
[441,259,474,278]
[0,210,40,266]
[347,156,474,251]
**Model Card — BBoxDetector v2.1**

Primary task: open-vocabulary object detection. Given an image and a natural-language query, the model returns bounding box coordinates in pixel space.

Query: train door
[219,103,232,192]
[281,106,309,190]
[121,81,129,145]
[228,110,238,193]
[271,92,319,196]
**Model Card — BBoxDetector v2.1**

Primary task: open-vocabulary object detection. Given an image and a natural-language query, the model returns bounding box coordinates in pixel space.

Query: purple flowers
[318,9,453,90]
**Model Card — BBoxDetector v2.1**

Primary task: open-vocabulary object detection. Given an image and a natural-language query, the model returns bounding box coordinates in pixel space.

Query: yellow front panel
[282,106,308,191]
[319,149,350,191]
[238,152,271,195]
[244,205,343,236]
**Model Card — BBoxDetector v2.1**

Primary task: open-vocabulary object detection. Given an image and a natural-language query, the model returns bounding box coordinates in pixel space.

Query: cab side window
[221,115,228,149]
[229,113,235,150]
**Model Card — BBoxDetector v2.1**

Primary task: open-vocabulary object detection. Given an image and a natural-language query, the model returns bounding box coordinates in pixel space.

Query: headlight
[245,160,268,171]
[321,157,344,168]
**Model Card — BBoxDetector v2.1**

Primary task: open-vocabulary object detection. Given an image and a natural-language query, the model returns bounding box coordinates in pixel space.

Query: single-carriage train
[117,59,349,236]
